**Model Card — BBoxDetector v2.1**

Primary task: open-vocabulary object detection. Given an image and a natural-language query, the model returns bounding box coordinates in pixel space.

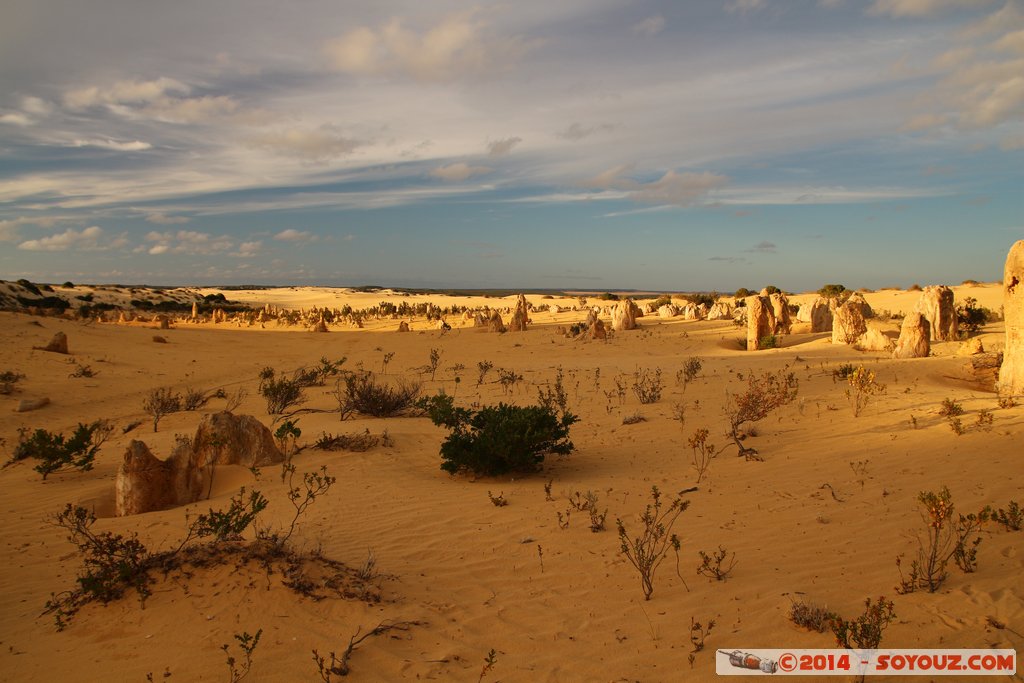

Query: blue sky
[0,0,1021,291]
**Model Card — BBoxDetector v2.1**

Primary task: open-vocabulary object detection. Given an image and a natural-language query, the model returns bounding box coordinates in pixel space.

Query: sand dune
[0,284,1020,681]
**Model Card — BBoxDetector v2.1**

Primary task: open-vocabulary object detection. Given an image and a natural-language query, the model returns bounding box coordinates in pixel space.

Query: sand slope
[0,285,1020,681]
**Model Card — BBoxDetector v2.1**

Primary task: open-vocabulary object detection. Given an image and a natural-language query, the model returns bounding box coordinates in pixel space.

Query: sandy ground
[0,284,1020,681]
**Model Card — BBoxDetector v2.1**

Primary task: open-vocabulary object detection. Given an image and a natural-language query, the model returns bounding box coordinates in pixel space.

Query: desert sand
[0,282,1021,681]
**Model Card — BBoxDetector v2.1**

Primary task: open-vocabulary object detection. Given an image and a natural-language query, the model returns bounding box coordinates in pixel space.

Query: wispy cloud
[274,228,318,242]
[487,136,522,156]
[632,16,666,36]
[430,162,492,181]
[746,240,777,253]
[146,212,190,225]
[18,226,110,252]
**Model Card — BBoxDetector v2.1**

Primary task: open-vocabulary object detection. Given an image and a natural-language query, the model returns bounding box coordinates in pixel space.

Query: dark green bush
[818,283,847,299]
[956,297,990,335]
[13,421,111,479]
[420,394,578,476]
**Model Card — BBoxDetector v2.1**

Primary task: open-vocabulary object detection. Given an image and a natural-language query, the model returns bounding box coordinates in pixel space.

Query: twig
[819,483,845,503]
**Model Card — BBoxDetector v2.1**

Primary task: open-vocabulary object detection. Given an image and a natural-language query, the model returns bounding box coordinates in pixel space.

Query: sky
[0,0,1022,292]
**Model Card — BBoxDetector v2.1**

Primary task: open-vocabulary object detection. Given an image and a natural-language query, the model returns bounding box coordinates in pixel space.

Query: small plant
[185,488,268,543]
[696,545,736,581]
[975,409,994,431]
[671,402,686,431]
[788,599,837,633]
[621,411,646,425]
[313,430,379,452]
[938,398,964,417]
[476,360,494,386]
[845,366,886,417]
[68,363,97,379]
[420,393,578,476]
[956,296,990,335]
[181,386,209,411]
[677,357,702,390]
[380,351,395,374]
[616,486,689,600]
[536,367,569,416]
[487,491,509,507]
[724,370,799,460]
[222,387,247,412]
[994,501,1022,531]
[258,369,306,418]
[896,487,991,593]
[631,367,663,404]
[312,621,420,681]
[479,648,498,682]
[832,363,855,382]
[997,396,1017,409]
[273,420,302,459]
[355,549,378,582]
[687,617,715,668]
[832,596,896,650]
[275,465,335,547]
[687,428,717,483]
[0,369,24,394]
[543,479,554,501]
[13,420,112,479]
[497,368,523,395]
[427,348,442,380]
[948,417,966,435]
[143,387,182,432]
[342,372,421,417]
[223,629,262,683]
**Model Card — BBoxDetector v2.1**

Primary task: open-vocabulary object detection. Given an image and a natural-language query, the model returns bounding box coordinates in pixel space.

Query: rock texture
[509,294,530,332]
[856,325,894,353]
[832,300,868,345]
[915,285,957,341]
[769,293,792,335]
[798,297,834,333]
[115,412,284,516]
[14,397,50,412]
[40,332,68,354]
[611,299,640,331]
[397,321,410,332]
[746,296,776,350]
[488,310,507,333]
[707,302,732,320]
[957,338,984,356]
[999,240,1024,395]
[591,318,607,340]
[892,313,931,359]
[846,293,874,319]
[658,304,678,319]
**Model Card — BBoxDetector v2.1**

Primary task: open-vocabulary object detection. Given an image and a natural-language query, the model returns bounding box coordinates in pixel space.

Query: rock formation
[707,302,732,320]
[892,313,930,359]
[115,412,284,516]
[658,304,678,319]
[746,296,776,350]
[591,318,607,340]
[14,397,50,412]
[998,241,1024,395]
[488,310,507,333]
[798,297,833,332]
[856,326,894,353]
[845,292,874,319]
[769,293,792,335]
[39,332,69,354]
[832,300,868,345]
[611,298,640,331]
[957,338,984,356]
[509,294,530,332]
[397,321,410,332]
[915,285,957,341]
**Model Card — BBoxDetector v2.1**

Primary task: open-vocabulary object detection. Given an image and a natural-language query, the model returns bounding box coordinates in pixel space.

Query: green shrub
[13,421,112,479]
[956,297,990,335]
[420,394,578,476]
[342,372,421,417]
[818,283,847,299]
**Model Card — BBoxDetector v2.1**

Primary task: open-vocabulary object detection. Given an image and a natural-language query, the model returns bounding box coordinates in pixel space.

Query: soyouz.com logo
[715,649,1016,676]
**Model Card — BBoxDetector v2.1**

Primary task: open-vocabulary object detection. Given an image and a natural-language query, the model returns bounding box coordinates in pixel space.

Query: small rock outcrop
[845,293,874,319]
[39,332,69,354]
[892,313,931,359]
[14,397,50,413]
[957,338,984,356]
[746,296,776,350]
[856,326,894,352]
[832,300,868,345]
[658,304,678,319]
[115,412,284,516]
[611,298,640,331]
[769,293,791,335]
[591,318,607,340]
[798,297,833,333]
[488,310,507,333]
[509,294,530,332]
[397,321,410,332]
[998,240,1024,395]
[707,302,732,320]
[915,285,957,341]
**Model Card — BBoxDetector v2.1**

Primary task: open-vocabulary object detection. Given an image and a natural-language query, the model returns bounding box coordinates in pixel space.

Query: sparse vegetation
[419,394,578,476]
[789,599,837,633]
[687,617,715,668]
[896,487,991,593]
[687,428,717,483]
[994,501,1022,531]
[724,370,799,460]
[487,491,508,507]
[832,596,896,650]
[223,629,262,683]
[143,387,182,432]
[313,430,380,452]
[312,621,421,681]
[845,366,886,417]
[341,372,421,417]
[677,357,702,390]
[696,545,736,581]
[13,421,112,479]
[956,296,991,335]
[616,486,689,600]
[0,369,24,394]
[631,367,663,404]
[258,368,307,418]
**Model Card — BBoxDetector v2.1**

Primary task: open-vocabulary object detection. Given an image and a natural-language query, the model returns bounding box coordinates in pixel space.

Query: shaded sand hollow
[0,283,1021,681]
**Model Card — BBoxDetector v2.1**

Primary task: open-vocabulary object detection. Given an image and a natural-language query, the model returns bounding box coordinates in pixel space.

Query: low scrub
[342,372,421,417]
[419,394,578,476]
[12,421,112,479]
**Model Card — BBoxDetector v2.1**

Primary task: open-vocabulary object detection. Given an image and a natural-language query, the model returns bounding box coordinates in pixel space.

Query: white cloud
[21,96,52,116]
[274,229,317,242]
[142,95,240,124]
[430,162,492,181]
[250,125,360,162]
[632,16,666,36]
[487,136,522,156]
[630,170,729,206]
[867,0,997,17]
[18,226,107,251]
[556,122,617,140]
[0,112,32,126]
[324,10,534,81]
[232,241,262,258]
[64,77,189,109]
[144,229,235,255]
[995,28,1024,53]
[725,0,767,15]
[146,212,190,225]
[70,139,152,151]
[582,163,636,189]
